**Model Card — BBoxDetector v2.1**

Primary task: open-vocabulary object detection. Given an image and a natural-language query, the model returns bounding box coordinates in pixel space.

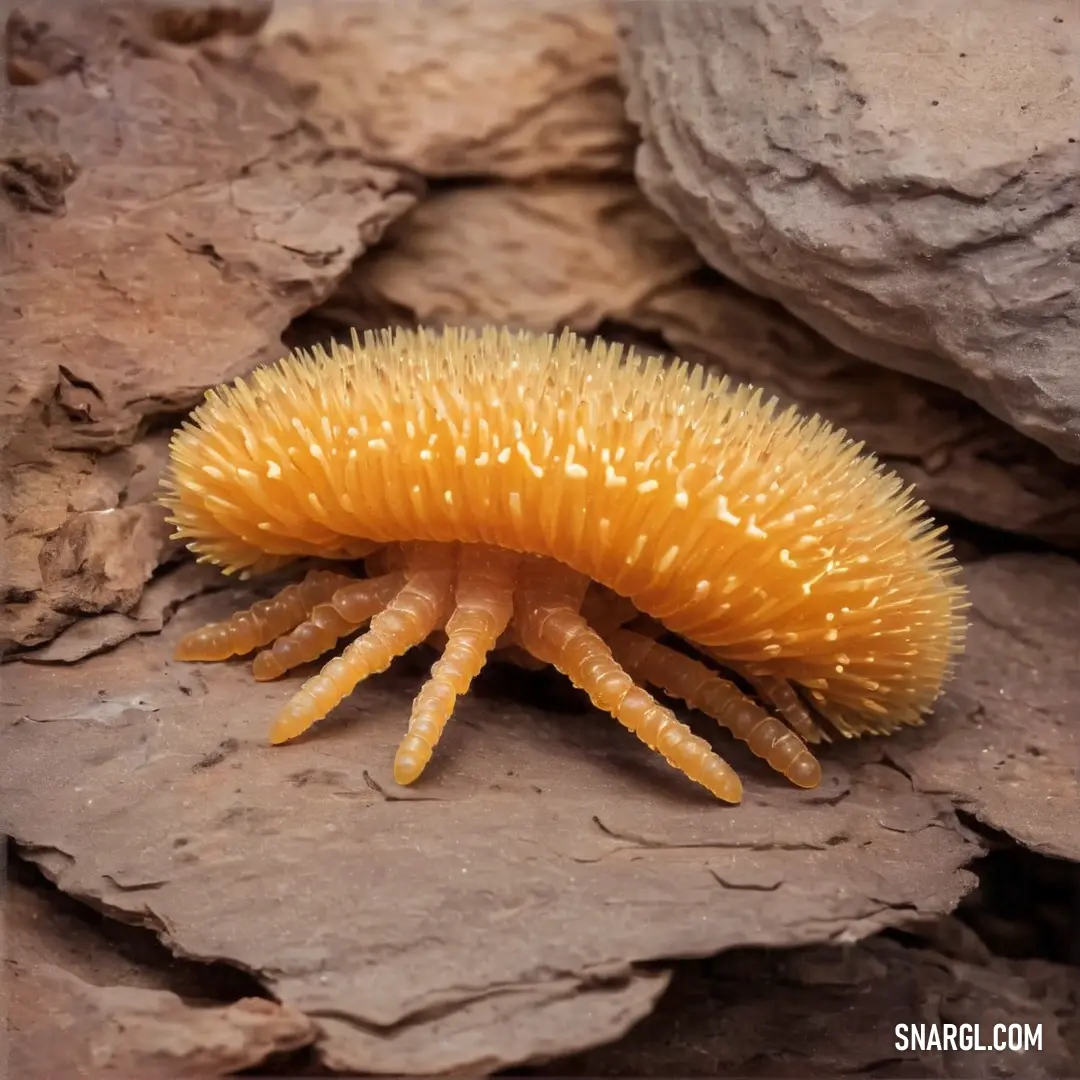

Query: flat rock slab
[340,181,700,332]
[3,551,1076,1073]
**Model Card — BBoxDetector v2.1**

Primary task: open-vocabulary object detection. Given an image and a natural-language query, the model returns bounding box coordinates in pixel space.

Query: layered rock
[614,0,1080,462]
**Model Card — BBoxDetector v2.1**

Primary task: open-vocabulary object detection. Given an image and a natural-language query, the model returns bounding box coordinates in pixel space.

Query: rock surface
[614,0,1080,463]
[8,853,1076,1079]
[4,867,316,1078]
[0,1,418,651]
[4,552,1079,1073]
[338,182,700,330]
[536,928,1080,1078]
[252,0,635,178]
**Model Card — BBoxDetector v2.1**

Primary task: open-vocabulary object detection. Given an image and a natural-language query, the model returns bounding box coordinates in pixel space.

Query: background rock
[335,182,700,330]
[533,929,1079,1078]
[142,0,273,45]
[614,0,1080,463]
[252,0,636,178]
[0,1,418,651]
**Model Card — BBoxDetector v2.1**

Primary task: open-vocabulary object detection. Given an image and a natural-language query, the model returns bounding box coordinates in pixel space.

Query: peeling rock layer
[0,3,418,650]
[614,0,1080,463]
[6,867,316,1079]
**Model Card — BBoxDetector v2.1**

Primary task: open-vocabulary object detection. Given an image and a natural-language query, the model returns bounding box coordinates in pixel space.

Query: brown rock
[614,0,1080,463]
[145,0,273,45]
[253,0,636,177]
[0,1,418,652]
[4,866,316,1078]
[537,934,1079,1077]
[4,6,84,86]
[337,182,699,331]
[19,560,225,664]
[884,552,1080,862]
[4,546,1076,1073]
[10,969,313,1079]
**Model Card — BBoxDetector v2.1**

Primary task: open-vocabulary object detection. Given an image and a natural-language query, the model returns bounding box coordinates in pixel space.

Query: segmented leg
[609,630,821,790]
[394,545,520,785]
[175,569,354,661]
[746,673,831,745]
[270,542,456,744]
[514,558,743,803]
[251,572,406,680]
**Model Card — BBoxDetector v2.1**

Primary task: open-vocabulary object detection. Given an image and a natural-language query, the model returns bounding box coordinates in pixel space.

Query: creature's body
[161,327,967,803]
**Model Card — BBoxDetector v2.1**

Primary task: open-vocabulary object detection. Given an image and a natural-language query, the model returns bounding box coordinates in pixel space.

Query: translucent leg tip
[787,755,823,790]
[251,652,283,681]
[717,779,743,805]
[393,746,428,786]
[269,715,307,745]
[175,625,236,662]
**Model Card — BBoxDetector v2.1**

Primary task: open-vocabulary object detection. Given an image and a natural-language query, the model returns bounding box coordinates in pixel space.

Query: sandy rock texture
[613,0,1080,463]
[253,0,636,177]
[337,182,701,330]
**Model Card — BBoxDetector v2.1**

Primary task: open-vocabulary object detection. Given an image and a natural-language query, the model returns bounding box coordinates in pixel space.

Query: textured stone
[254,0,636,178]
[614,0,1080,462]
[4,550,1078,1073]
[337,182,699,331]
[143,0,272,45]
[0,1,418,651]
[538,931,1079,1078]
[535,928,1075,1080]
[4,863,315,1080]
